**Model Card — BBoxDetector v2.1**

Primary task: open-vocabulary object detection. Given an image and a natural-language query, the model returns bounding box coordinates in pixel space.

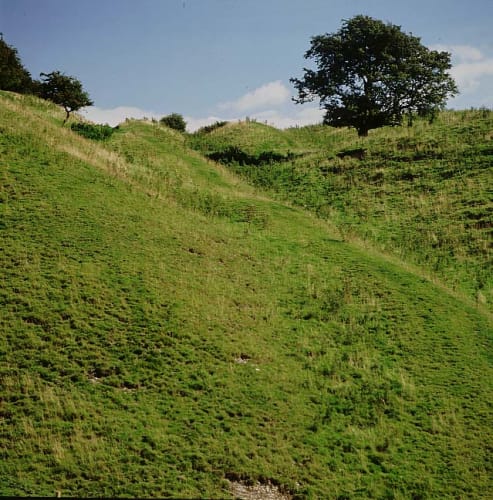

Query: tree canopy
[0,38,34,93]
[291,15,458,136]
[38,71,93,124]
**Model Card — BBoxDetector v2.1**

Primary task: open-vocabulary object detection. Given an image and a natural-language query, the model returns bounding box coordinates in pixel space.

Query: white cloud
[432,44,483,63]
[184,115,227,132]
[80,106,160,126]
[432,44,493,95]
[218,80,290,112]
[452,59,493,93]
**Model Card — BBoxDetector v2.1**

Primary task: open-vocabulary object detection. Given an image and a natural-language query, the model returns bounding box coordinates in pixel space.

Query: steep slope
[1,92,492,498]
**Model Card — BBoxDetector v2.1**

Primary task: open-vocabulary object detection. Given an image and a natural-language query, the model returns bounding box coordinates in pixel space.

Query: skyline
[2,0,493,130]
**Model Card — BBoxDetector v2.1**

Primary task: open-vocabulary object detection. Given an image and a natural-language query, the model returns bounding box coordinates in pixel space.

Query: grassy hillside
[190,113,493,310]
[190,120,302,157]
[1,92,492,498]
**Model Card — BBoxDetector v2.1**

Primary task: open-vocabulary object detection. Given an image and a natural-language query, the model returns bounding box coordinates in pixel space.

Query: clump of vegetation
[206,145,295,166]
[160,112,187,132]
[70,122,116,141]
[0,38,34,93]
[196,120,228,134]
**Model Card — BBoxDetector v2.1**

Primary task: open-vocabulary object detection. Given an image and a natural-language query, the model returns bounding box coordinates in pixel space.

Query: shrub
[160,113,187,132]
[70,122,116,141]
[196,121,228,134]
[207,146,295,166]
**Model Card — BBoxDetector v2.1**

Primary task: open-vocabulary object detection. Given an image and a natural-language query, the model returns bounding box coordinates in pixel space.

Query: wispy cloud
[453,59,493,93]
[433,44,493,94]
[433,44,483,63]
[218,80,291,112]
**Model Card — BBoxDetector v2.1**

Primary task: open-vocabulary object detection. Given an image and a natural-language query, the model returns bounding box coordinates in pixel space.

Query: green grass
[189,119,303,157]
[191,112,493,310]
[1,92,492,498]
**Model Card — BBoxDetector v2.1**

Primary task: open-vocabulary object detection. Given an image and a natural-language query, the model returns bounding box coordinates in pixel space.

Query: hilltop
[1,91,492,498]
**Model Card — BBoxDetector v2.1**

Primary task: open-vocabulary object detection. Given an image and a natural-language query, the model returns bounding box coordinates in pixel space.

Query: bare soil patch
[227,479,291,500]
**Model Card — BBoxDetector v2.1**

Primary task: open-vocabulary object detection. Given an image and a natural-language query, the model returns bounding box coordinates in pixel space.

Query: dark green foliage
[196,121,228,134]
[37,71,93,123]
[291,15,458,136]
[0,38,34,93]
[336,147,367,160]
[70,122,116,141]
[207,146,295,166]
[160,113,187,132]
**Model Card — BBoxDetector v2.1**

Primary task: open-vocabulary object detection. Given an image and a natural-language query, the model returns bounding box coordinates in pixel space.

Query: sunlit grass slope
[1,92,492,498]
[191,113,493,310]
[189,120,302,157]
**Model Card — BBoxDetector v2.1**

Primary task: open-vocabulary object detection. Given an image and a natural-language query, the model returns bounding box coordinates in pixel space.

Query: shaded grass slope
[1,92,492,498]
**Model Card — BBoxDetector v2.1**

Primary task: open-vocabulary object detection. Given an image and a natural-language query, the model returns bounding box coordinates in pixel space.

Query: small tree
[0,38,34,93]
[291,15,458,136]
[160,113,187,132]
[38,71,93,124]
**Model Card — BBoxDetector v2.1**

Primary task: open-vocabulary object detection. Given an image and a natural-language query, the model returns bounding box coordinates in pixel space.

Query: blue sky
[1,0,493,130]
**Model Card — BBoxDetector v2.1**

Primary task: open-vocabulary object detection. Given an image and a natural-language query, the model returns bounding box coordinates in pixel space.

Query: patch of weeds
[176,189,269,228]
[195,121,229,134]
[207,146,296,166]
[70,122,117,141]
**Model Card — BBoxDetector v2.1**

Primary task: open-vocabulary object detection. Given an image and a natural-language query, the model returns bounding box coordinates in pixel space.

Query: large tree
[291,15,458,137]
[38,71,93,124]
[0,38,33,93]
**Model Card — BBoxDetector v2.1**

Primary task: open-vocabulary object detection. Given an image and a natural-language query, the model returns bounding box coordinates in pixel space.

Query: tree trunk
[357,128,369,137]
[63,107,70,125]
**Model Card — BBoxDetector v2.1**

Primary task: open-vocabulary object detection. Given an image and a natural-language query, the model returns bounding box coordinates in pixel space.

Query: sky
[1,0,493,131]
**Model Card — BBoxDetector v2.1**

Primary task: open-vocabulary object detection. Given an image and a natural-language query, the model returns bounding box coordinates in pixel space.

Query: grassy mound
[189,120,303,157]
[192,113,493,310]
[1,92,492,498]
